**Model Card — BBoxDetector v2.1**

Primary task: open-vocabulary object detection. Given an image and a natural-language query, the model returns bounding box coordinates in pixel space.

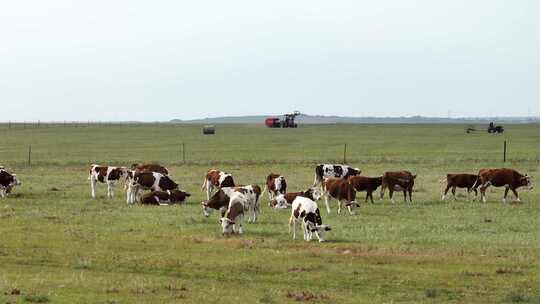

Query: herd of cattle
[0,164,534,242]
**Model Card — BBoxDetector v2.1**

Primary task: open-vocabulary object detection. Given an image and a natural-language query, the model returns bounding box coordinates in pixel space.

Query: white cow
[289,196,331,242]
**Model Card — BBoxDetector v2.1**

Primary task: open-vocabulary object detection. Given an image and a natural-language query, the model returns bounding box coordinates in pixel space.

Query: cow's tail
[261,184,267,197]
[472,177,480,189]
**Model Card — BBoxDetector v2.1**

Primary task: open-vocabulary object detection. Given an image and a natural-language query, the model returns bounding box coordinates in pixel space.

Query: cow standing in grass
[473,168,533,203]
[289,196,331,242]
[202,184,262,223]
[380,171,416,204]
[264,173,287,201]
[313,164,361,188]
[220,192,248,235]
[89,164,128,199]
[348,176,383,204]
[322,177,360,215]
[0,168,21,198]
[202,169,235,200]
[127,171,178,204]
[441,174,479,201]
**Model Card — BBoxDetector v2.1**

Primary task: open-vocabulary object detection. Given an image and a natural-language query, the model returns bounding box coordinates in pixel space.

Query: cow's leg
[389,189,395,204]
[0,189,5,198]
[408,187,413,204]
[206,182,211,200]
[480,182,490,203]
[289,216,296,239]
[511,188,520,202]
[403,190,407,202]
[337,200,342,215]
[90,178,97,199]
[503,186,509,203]
[237,215,244,234]
[324,194,331,214]
[442,184,451,201]
[107,181,114,199]
[472,188,478,201]
[451,186,457,201]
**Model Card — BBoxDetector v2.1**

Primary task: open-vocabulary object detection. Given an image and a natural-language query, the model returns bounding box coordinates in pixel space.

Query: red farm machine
[265,111,301,128]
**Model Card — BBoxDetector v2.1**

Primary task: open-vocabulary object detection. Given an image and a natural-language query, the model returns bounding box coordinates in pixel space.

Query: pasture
[0,123,539,303]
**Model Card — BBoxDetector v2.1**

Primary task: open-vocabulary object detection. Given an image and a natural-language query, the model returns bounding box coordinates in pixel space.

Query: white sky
[1,0,539,121]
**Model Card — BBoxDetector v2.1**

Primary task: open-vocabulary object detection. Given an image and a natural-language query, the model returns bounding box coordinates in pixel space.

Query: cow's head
[170,190,190,204]
[11,174,21,186]
[304,216,331,242]
[201,202,212,217]
[306,187,322,201]
[220,218,235,235]
[521,174,533,190]
[271,194,289,209]
[345,200,361,211]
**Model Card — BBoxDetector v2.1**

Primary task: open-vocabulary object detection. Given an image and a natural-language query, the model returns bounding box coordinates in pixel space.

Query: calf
[289,196,331,242]
[474,168,533,203]
[202,169,235,200]
[0,168,21,198]
[127,171,178,204]
[201,189,230,217]
[202,184,261,223]
[89,164,128,199]
[313,164,361,187]
[380,171,416,204]
[264,173,287,201]
[220,192,247,235]
[442,173,479,201]
[322,178,360,215]
[270,187,322,209]
[141,190,190,205]
[348,176,383,204]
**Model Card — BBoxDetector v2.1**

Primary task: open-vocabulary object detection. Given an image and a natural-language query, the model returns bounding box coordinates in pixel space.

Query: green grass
[0,124,539,303]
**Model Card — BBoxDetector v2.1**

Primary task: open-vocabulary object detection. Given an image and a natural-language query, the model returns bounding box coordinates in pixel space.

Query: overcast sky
[1,0,539,121]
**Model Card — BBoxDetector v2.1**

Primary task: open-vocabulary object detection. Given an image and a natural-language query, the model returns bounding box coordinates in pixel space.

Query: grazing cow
[322,178,360,215]
[202,185,261,222]
[89,164,128,199]
[131,163,169,175]
[0,168,21,198]
[141,190,190,205]
[127,171,178,204]
[474,168,533,203]
[348,176,383,204]
[289,196,331,242]
[270,187,322,209]
[380,171,416,204]
[202,169,235,200]
[220,192,247,235]
[442,174,479,201]
[264,173,287,201]
[313,164,361,187]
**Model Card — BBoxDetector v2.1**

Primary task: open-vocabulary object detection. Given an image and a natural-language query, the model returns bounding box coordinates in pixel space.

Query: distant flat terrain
[0,124,539,303]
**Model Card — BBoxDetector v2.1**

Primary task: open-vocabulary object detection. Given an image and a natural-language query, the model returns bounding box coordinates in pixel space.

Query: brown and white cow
[202,169,235,200]
[264,173,287,201]
[141,190,190,205]
[270,187,322,209]
[202,184,261,223]
[131,163,169,175]
[0,168,21,198]
[380,171,416,204]
[474,168,533,203]
[220,192,248,235]
[127,171,178,204]
[348,176,383,204]
[89,164,129,199]
[313,164,361,187]
[322,177,360,215]
[442,174,479,201]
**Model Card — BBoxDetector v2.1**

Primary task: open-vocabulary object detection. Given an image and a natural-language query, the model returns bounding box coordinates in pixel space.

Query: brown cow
[126,171,178,204]
[202,169,235,200]
[442,174,479,201]
[131,163,169,175]
[270,187,322,209]
[264,173,287,201]
[322,178,359,215]
[380,171,416,204]
[474,168,533,203]
[202,184,261,222]
[348,176,383,204]
[141,190,190,205]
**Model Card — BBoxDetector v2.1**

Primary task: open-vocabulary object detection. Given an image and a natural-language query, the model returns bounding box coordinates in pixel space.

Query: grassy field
[0,124,539,303]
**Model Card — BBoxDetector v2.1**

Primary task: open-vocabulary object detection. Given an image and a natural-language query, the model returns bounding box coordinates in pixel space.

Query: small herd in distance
[0,163,534,242]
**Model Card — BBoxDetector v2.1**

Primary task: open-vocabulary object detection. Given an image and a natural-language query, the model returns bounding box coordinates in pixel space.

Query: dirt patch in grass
[463,271,485,277]
[285,291,330,302]
[4,288,21,295]
[495,267,524,275]
[288,267,310,273]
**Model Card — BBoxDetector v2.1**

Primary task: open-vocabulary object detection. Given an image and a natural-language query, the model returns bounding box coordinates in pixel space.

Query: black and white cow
[0,168,21,198]
[89,164,129,199]
[288,196,331,242]
[127,171,178,204]
[313,164,361,187]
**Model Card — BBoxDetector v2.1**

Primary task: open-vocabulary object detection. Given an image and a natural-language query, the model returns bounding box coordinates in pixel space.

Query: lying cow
[270,187,322,209]
[264,173,287,201]
[348,176,383,204]
[89,164,128,199]
[0,168,21,198]
[202,184,262,223]
[220,192,248,235]
[141,190,190,205]
[202,169,235,200]
[313,164,361,187]
[127,171,178,204]
[289,196,331,242]
[474,168,533,203]
[380,171,416,204]
[442,173,479,201]
[322,177,360,215]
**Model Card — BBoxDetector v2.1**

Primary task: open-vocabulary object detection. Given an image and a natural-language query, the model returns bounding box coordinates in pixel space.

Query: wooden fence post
[182,142,186,163]
[28,145,32,167]
[343,143,347,164]
[503,140,507,162]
